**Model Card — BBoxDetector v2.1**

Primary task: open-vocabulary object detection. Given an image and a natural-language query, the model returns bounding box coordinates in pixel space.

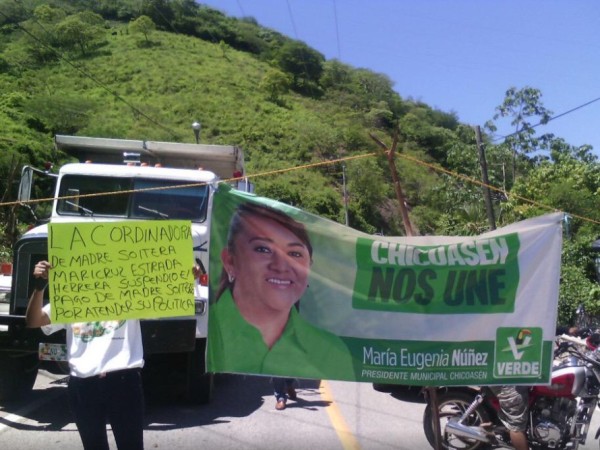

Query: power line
[546,96,600,125]
[285,0,299,39]
[235,0,246,17]
[332,0,342,59]
[493,95,600,143]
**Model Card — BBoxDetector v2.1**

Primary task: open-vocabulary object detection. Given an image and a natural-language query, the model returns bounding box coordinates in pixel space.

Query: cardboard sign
[48,220,195,323]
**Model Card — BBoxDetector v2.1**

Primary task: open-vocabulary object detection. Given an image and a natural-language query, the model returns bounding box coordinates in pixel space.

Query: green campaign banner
[48,220,195,323]
[207,185,563,386]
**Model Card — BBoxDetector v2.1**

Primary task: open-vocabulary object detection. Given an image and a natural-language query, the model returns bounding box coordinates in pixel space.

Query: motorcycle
[423,334,600,449]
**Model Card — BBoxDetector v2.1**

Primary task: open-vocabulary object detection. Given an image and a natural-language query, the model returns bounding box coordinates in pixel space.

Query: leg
[68,376,110,450]
[272,377,288,410]
[493,385,529,450]
[509,430,529,450]
[285,378,297,400]
[107,369,144,450]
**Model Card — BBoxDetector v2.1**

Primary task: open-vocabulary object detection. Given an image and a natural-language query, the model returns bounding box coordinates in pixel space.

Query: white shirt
[42,304,144,378]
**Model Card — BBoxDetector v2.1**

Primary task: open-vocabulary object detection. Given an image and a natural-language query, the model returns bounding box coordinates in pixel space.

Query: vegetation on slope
[1,0,599,323]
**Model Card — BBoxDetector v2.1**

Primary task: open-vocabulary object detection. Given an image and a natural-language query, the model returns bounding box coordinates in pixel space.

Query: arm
[25,261,52,328]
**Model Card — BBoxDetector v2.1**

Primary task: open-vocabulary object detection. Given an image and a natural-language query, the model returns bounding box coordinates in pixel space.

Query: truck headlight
[195,299,208,315]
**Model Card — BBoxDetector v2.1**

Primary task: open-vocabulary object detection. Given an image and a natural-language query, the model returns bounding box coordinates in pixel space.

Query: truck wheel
[185,339,213,404]
[0,353,38,402]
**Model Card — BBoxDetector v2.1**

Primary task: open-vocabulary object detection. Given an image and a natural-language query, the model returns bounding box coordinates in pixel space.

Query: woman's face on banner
[224,213,311,313]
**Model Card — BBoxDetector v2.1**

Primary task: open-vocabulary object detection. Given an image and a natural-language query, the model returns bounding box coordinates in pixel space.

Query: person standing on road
[25,260,145,450]
[272,377,297,410]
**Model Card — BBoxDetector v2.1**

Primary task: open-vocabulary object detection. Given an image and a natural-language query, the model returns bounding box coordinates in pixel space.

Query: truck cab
[0,135,250,403]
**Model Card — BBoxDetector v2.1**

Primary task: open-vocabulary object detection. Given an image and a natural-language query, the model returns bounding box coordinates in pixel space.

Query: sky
[199,0,600,155]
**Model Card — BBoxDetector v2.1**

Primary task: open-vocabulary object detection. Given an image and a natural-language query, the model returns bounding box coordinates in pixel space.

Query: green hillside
[0,0,476,234]
[2,0,600,323]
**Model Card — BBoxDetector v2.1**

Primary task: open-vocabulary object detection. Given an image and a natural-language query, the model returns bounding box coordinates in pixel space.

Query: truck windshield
[57,175,209,222]
[131,179,208,221]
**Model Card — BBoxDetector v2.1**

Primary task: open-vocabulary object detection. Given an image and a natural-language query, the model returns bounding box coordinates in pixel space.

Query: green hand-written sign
[352,234,521,313]
[48,220,195,323]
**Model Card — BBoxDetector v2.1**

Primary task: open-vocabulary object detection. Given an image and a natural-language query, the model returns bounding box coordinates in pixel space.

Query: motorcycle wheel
[423,391,491,450]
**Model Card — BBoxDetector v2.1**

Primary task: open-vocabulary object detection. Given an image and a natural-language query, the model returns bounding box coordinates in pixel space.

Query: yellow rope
[0,153,376,208]
[2,150,598,226]
[393,152,600,226]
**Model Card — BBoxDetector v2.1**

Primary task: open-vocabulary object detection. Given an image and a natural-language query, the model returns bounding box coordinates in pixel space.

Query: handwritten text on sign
[48,221,195,323]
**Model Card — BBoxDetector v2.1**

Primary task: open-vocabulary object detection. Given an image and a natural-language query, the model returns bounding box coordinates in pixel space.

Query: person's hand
[33,260,52,290]
[192,265,201,279]
[33,260,51,279]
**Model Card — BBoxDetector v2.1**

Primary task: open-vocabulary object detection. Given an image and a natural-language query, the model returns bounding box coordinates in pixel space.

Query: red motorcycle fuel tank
[532,365,587,397]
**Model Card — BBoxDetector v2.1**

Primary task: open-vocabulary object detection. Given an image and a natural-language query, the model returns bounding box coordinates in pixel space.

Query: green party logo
[494,327,542,378]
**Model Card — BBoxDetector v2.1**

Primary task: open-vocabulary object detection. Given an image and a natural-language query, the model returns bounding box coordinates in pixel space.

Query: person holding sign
[207,201,354,393]
[25,260,144,450]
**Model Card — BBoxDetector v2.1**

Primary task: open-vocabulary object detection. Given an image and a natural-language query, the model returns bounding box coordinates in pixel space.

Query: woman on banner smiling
[207,200,354,382]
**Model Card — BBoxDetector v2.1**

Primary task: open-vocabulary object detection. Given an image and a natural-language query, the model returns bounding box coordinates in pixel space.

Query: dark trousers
[68,368,144,450]
[272,377,294,400]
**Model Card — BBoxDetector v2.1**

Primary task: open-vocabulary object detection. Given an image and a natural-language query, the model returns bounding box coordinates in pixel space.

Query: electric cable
[492,95,600,143]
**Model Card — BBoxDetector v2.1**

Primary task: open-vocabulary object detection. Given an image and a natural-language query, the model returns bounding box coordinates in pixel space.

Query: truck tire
[0,353,38,402]
[185,339,213,404]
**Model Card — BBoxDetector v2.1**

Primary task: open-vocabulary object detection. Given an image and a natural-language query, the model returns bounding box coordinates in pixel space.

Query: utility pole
[369,131,415,237]
[474,125,496,231]
[370,131,446,449]
[341,163,349,226]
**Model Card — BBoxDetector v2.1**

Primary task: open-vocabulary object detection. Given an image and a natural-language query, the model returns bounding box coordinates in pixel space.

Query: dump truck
[0,134,251,403]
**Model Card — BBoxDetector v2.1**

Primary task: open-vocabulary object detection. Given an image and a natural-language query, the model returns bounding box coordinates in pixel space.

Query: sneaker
[287,386,297,400]
[275,398,287,410]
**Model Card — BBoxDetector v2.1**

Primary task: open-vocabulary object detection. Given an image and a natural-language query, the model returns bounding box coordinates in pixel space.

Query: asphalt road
[0,370,429,450]
[1,371,600,450]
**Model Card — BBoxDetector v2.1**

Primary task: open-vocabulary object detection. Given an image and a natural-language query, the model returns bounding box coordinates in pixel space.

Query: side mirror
[18,166,33,203]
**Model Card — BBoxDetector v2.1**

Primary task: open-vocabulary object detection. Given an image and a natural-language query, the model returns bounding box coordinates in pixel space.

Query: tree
[487,86,553,181]
[129,15,156,44]
[321,59,353,90]
[351,69,396,105]
[346,157,391,234]
[259,69,291,103]
[509,145,600,228]
[275,41,324,95]
[33,4,66,23]
[55,12,105,55]
[501,138,600,323]
[14,5,67,65]
[170,0,202,34]
[140,0,174,30]
[0,0,29,26]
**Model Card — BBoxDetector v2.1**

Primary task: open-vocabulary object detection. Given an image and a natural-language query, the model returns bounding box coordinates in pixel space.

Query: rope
[0,153,375,208]
[2,150,599,226]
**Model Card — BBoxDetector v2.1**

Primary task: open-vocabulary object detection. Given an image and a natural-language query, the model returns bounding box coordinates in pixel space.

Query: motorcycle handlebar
[557,334,587,347]
[554,335,600,369]
[564,345,600,369]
